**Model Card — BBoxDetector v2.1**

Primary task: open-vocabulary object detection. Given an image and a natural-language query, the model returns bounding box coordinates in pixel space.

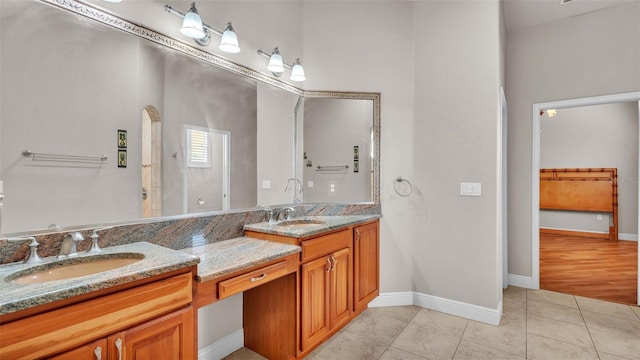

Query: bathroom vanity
[244,216,380,358]
[0,216,378,360]
[0,242,199,359]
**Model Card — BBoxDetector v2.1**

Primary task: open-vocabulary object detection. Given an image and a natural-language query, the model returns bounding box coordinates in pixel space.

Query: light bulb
[218,22,240,53]
[290,58,306,82]
[180,2,205,39]
[267,47,284,73]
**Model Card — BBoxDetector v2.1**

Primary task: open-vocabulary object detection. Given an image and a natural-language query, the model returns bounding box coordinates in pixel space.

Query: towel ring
[394,177,412,197]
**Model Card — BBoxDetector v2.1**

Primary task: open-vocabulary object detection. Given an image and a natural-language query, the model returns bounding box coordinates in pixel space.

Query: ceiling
[503,0,636,32]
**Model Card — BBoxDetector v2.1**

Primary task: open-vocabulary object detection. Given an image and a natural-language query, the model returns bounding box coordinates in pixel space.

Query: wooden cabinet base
[243,273,298,360]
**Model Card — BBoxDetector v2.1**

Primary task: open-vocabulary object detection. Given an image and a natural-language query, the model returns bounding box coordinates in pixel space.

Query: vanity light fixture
[164,2,241,53]
[257,47,306,82]
[102,0,122,3]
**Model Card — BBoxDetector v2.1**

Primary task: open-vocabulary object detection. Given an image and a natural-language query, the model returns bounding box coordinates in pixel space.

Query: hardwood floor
[540,233,638,305]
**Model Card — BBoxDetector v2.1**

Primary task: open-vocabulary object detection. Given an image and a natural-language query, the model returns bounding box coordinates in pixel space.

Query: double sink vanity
[0,213,380,360]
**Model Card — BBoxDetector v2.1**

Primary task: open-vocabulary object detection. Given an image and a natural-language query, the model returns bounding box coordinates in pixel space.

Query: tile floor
[224,287,640,360]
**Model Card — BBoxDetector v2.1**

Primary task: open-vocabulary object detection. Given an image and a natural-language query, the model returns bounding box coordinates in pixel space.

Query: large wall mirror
[0,0,380,236]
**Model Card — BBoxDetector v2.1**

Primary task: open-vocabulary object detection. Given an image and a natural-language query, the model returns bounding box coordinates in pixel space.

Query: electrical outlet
[328,181,337,196]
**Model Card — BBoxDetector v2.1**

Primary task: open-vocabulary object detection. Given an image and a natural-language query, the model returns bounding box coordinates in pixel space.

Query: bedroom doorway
[532,92,640,306]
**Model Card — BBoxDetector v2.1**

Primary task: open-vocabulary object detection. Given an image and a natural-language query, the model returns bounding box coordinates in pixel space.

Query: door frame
[182,125,231,214]
[531,91,640,305]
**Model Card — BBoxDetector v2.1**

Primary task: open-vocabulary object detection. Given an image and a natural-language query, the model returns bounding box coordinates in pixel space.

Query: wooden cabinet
[49,338,108,360]
[49,307,193,360]
[299,232,352,353]
[109,306,194,360]
[245,219,379,359]
[353,221,380,314]
[1,271,195,360]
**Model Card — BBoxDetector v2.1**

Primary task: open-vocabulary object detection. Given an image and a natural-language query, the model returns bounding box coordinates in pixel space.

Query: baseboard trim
[619,233,638,241]
[508,274,535,289]
[369,291,502,325]
[368,291,414,307]
[198,329,244,360]
[540,228,608,239]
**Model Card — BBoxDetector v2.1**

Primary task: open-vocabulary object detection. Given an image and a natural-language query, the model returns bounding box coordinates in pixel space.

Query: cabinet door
[329,247,352,329]
[49,338,108,360]
[354,222,380,313]
[108,306,194,360]
[300,256,330,352]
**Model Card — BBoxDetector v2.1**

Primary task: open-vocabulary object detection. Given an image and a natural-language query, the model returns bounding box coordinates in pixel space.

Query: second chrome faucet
[58,231,84,258]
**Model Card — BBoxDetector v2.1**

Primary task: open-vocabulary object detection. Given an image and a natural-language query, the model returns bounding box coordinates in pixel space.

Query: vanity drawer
[301,229,351,263]
[218,261,289,300]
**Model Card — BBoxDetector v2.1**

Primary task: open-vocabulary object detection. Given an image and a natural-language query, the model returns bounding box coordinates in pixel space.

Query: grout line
[374,306,421,360]
[575,294,601,359]
[525,288,528,359]
[451,320,470,359]
[375,306,427,360]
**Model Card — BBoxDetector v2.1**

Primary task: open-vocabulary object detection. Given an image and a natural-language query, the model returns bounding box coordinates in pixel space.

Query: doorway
[141,106,162,218]
[531,92,640,306]
[182,125,230,214]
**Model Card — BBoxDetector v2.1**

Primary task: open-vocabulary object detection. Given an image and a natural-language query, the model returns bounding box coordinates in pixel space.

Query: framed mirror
[0,0,380,236]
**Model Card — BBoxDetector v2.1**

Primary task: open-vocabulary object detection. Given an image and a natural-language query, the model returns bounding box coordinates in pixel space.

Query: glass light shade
[267,49,284,73]
[290,59,306,82]
[218,22,240,53]
[102,0,122,2]
[180,3,205,39]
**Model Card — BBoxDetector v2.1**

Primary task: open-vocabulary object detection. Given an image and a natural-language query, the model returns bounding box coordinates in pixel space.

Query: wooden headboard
[540,168,618,241]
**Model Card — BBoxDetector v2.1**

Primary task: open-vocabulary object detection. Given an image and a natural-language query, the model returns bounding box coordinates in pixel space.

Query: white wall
[256,83,299,207]
[540,102,639,237]
[411,0,503,309]
[507,2,640,277]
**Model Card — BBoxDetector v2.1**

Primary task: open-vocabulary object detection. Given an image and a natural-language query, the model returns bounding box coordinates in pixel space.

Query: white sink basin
[6,253,144,284]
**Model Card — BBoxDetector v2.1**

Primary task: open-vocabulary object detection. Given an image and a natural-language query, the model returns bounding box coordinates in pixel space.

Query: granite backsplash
[0,203,380,265]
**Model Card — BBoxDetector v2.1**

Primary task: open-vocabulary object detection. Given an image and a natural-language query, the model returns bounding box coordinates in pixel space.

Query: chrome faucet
[58,231,84,258]
[7,236,42,264]
[280,207,295,221]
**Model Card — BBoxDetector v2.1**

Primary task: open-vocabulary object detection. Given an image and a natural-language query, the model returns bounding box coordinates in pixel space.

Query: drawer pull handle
[250,273,267,282]
[94,346,102,360]
[331,255,337,272]
[355,229,360,241]
[326,257,332,272]
[115,338,123,360]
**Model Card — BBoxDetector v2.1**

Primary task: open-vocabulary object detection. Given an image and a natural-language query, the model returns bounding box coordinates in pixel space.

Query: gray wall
[540,102,638,238]
[507,2,640,277]
[303,98,372,203]
[256,82,299,207]
[303,0,505,310]
[162,55,257,215]
[0,2,142,232]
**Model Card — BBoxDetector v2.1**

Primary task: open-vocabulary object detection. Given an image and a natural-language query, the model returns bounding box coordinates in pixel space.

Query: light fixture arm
[257,49,295,70]
[164,4,228,47]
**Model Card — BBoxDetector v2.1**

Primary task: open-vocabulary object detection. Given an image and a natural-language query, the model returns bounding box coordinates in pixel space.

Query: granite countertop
[243,215,381,238]
[181,237,301,282]
[0,242,199,316]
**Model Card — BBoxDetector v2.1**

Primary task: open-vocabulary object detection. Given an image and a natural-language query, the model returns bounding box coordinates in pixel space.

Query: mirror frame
[5,0,380,235]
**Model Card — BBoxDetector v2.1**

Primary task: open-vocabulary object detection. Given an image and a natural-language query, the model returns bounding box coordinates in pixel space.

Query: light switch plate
[261,180,271,190]
[460,182,481,196]
[308,180,314,188]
